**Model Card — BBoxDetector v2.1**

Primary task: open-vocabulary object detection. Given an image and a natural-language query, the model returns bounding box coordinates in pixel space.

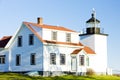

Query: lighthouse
[79,9,108,74]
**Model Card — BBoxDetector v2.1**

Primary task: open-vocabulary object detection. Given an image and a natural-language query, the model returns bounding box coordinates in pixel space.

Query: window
[16,54,21,66]
[50,53,56,65]
[30,53,36,65]
[29,34,34,45]
[60,54,65,65]
[79,55,84,66]
[18,36,22,47]
[0,55,5,64]
[52,31,57,41]
[66,33,71,42]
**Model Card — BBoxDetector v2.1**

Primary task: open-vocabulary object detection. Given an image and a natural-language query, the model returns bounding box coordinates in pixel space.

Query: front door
[71,56,77,71]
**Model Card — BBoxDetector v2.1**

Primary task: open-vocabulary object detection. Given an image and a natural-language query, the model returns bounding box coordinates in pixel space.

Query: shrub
[86,68,95,76]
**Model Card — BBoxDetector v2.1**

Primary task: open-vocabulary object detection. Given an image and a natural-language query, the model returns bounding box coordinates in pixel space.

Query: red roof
[84,46,95,54]
[0,36,12,48]
[71,48,83,54]
[24,22,76,32]
[71,46,95,54]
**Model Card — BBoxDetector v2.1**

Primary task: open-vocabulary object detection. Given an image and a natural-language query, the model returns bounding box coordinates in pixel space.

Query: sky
[0,0,120,73]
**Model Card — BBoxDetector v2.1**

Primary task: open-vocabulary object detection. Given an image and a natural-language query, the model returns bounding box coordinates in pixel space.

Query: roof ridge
[23,22,76,32]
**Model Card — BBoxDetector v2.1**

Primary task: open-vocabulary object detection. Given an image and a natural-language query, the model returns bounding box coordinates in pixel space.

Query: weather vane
[92,8,96,17]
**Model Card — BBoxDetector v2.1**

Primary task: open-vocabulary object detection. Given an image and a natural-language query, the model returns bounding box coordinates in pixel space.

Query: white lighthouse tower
[79,9,108,74]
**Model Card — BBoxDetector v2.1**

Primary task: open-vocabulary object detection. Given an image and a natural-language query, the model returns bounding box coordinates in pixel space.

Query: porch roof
[71,46,95,54]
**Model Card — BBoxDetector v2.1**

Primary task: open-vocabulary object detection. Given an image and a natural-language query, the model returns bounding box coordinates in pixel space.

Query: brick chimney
[37,17,43,25]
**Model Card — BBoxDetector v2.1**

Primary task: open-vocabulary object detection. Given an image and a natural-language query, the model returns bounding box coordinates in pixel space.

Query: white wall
[80,34,108,74]
[43,44,80,72]
[42,28,79,43]
[0,49,9,72]
[42,29,52,41]
[9,24,44,72]
[94,35,107,73]
[43,44,91,73]
[80,35,95,50]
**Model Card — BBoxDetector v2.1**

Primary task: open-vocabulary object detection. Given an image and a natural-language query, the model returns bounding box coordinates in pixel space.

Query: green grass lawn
[0,73,120,80]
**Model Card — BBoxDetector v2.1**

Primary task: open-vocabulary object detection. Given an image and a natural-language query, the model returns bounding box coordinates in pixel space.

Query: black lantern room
[86,10,101,34]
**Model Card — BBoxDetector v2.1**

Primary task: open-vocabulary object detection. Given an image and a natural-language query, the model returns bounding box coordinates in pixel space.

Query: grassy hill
[0,73,120,80]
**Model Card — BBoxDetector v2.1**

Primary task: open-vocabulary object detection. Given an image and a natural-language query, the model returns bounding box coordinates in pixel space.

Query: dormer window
[52,31,57,41]
[29,34,34,45]
[66,33,71,42]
